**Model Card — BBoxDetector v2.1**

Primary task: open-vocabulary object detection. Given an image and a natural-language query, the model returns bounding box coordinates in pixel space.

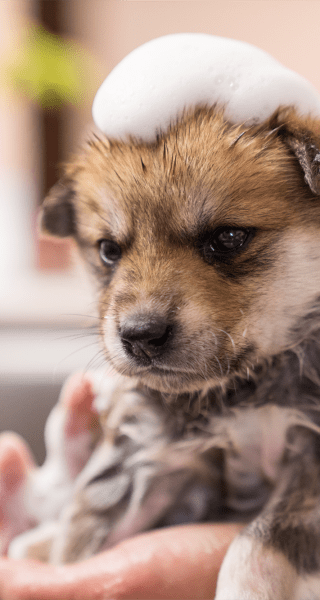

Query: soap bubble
[93,33,320,142]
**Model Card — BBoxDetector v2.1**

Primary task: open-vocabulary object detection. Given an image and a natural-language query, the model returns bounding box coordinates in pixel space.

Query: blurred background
[1,0,320,462]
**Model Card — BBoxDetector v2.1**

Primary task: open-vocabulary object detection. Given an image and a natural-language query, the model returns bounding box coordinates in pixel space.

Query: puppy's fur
[21,106,320,596]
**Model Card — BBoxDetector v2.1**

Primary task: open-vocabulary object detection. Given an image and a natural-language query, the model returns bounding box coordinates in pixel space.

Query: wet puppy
[12,106,320,597]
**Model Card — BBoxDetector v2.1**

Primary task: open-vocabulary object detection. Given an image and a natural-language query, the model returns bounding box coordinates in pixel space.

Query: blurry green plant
[3,22,99,108]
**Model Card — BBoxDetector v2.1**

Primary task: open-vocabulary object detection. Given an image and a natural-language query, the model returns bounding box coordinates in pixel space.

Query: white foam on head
[92,33,320,142]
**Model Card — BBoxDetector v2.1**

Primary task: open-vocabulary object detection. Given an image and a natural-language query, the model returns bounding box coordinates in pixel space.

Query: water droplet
[229,80,239,91]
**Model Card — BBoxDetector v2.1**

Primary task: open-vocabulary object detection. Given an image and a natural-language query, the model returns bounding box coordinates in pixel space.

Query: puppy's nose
[120,316,172,361]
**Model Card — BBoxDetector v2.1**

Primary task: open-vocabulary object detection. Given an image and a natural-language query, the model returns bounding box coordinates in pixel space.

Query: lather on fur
[8,105,320,598]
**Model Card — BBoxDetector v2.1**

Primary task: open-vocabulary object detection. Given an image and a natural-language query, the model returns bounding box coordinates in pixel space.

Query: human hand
[0,521,242,599]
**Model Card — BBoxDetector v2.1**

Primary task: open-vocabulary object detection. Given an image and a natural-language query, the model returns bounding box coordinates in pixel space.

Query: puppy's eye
[213,228,251,252]
[201,227,254,263]
[99,239,122,265]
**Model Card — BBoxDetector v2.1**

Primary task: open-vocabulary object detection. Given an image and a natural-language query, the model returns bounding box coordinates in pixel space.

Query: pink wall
[3,1,320,171]
[64,0,320,147]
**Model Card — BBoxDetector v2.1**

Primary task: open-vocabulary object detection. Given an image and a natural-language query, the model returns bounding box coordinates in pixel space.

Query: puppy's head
[41,106,320,393]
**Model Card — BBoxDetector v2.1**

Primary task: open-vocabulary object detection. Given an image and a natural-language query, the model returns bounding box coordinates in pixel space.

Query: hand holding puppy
[0,526,241,600]
[0,374,242,600]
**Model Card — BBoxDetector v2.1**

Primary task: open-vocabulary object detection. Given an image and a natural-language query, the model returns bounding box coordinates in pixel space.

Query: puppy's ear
[273,110,320,195]
[283,130,320,196]
[40,179,76,237]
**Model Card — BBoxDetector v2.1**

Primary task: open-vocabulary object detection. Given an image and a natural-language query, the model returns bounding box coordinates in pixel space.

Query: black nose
[120,316,172,362]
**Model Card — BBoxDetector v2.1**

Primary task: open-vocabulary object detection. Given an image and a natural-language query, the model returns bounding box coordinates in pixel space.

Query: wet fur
[29,106,320,595]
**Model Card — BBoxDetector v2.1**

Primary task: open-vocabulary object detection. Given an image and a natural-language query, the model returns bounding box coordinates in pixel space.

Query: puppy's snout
[120,315,173,362]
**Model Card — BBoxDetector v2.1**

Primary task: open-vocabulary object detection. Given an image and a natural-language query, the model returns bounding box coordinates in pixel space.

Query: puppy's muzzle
[120,315,173,364]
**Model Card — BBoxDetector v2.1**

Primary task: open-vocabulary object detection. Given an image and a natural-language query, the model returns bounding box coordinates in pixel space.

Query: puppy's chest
[96,385,302,522]
[87,358,320,534]
[214,405,294,516]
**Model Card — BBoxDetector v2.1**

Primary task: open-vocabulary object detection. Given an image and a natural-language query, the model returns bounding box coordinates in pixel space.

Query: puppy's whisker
[58,332,100,344]
[226,358,231,376]
[213,355,224,377]
[59,313,100,320]
[83,349,107,374]
[215,328,236,354]
[211,332,218,347]
[54,340,101,372]
[229,131,246,147]
[56,326,99,338]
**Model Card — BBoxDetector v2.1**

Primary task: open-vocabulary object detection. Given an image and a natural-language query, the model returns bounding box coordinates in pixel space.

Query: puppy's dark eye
[213,228,250,252]
[201,227,254,263]
[99,239,122,265]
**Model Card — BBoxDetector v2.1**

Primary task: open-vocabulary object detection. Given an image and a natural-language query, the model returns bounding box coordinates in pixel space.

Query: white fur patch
[247,229,320,356]
[215,535,298,600]
[295,574,320,600]
[8,521,57,560]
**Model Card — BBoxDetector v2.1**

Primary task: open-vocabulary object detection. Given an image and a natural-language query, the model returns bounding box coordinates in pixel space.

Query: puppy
[8,105,320,597]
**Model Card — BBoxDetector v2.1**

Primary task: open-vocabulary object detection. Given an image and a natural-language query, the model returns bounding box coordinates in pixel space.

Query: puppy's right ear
[40,179,76,238]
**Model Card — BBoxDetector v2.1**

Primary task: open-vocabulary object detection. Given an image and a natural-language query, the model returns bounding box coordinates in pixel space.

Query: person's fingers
[0,433,36,556]
[0,558,66,600]
[0,522,243,600]
[0,432,35,493]
[96,522,244,600]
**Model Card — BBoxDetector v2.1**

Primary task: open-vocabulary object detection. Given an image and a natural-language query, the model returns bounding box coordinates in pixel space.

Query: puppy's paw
[215,534,298,600]
[10,374,98,531]
[44,372,99,480]
[8,521,57,562]
[0,374,100,559]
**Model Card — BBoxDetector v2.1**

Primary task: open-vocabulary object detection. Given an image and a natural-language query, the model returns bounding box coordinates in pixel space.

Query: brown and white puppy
[16,106,320,597]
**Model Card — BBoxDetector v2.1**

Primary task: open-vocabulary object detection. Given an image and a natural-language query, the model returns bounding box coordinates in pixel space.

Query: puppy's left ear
[40,178,77,238]
[274,111,320,195]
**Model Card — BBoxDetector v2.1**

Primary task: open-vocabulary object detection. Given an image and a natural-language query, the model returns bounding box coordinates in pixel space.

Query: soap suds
[93,33,320,142]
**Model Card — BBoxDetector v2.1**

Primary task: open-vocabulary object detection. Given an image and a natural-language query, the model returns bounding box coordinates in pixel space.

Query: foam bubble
[92,33,320,142]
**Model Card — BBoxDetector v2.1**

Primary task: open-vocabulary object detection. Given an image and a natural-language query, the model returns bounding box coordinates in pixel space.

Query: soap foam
[92,33,320,142]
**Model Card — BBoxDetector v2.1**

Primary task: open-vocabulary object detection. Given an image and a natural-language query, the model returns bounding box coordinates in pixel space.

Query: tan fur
[43,106,320,394]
